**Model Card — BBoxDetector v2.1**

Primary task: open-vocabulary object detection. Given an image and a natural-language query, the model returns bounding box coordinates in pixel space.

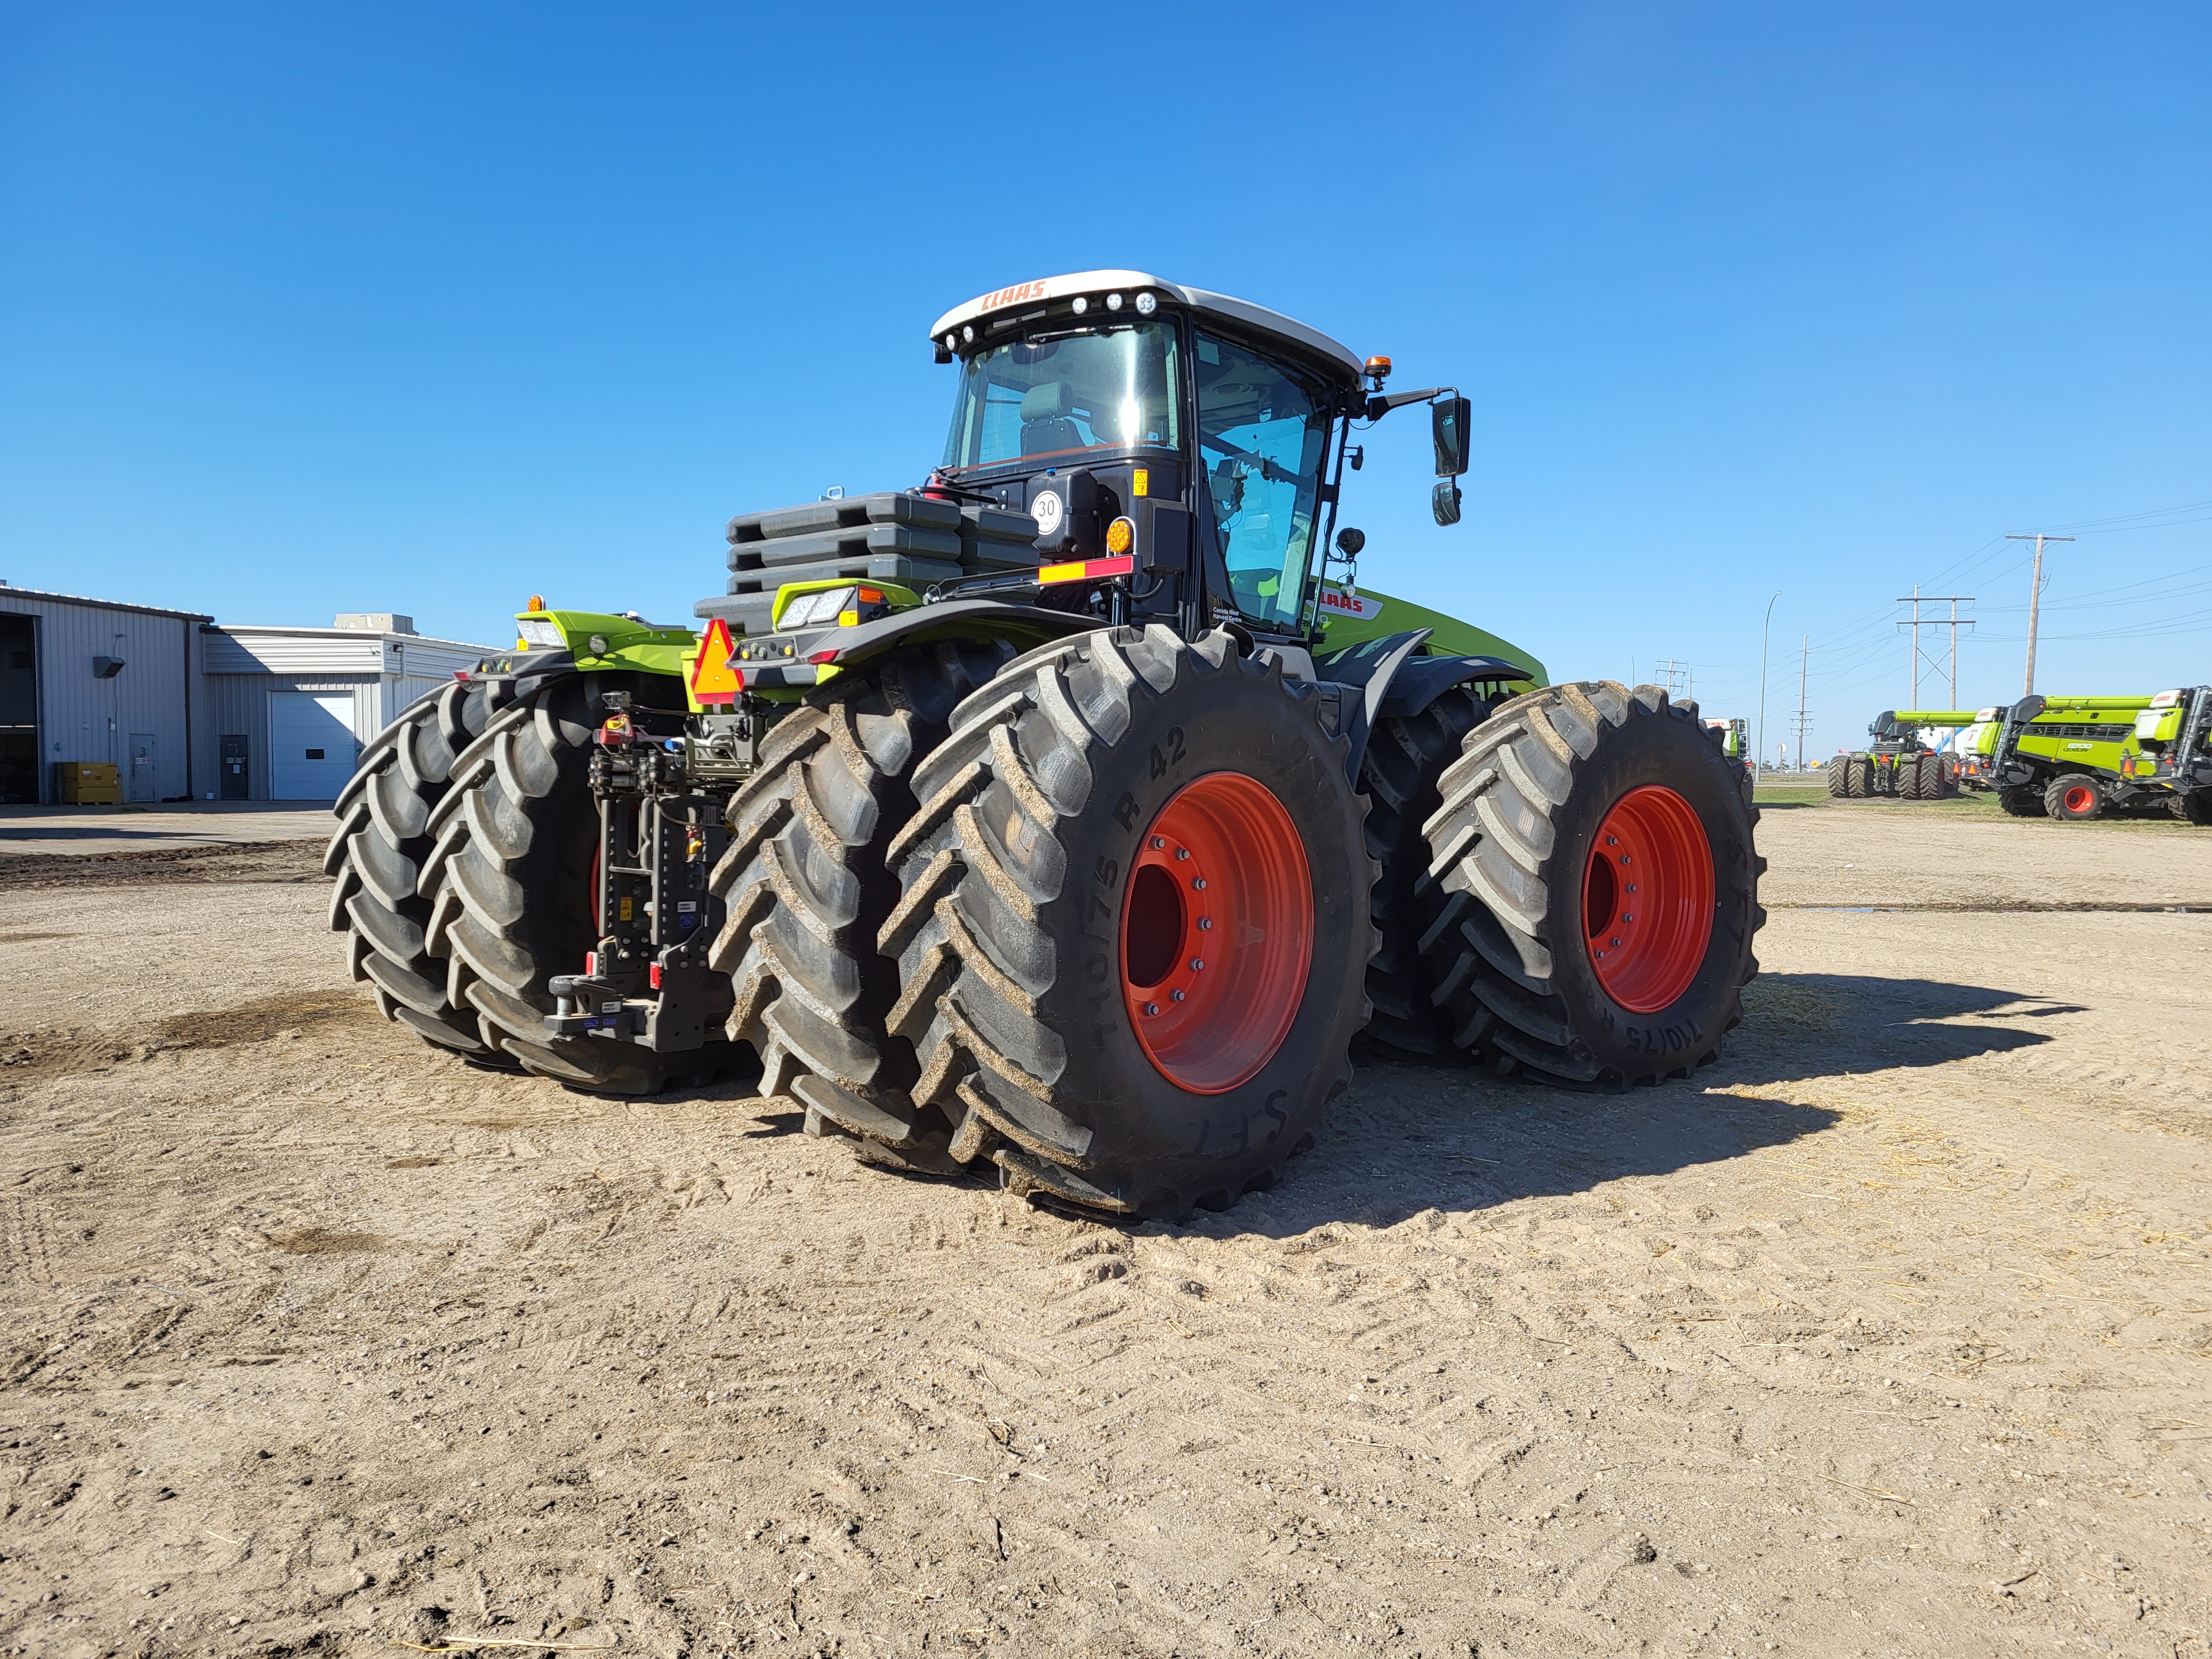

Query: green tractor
[327,272,1764,1218]
[1980,689,2212,822]
[1826,709,1978,800]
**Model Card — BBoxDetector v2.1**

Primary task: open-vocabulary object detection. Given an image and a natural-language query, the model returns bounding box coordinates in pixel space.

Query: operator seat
[1019,382,1086,457]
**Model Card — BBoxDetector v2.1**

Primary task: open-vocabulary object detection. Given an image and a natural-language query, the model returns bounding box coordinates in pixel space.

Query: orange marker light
[1104,515,1135,556]
[527,594,546,612]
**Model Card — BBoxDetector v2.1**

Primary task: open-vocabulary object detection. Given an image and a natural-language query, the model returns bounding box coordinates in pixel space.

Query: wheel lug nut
[1606,835,1618,846]
[1191,878,1207,890]
[1197,918,1213,931]
[1170,989,1186,1003]
[1174,848,1191,862]
[1190,958,1204,972]
[1143,1002,1159,1016]
[1150,837,1165,851]
[1610,937,1622,947]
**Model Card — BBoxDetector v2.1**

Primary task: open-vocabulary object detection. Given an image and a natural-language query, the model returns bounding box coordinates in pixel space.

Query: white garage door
[270,692,361,801]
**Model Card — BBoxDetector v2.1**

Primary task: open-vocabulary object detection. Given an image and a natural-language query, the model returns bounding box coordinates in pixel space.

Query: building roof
[0,583,213,623]
[211,622,495,653]
[927,270,1366,378]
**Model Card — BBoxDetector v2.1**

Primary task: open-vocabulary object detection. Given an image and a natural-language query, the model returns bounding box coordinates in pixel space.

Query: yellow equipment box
[55,761,122,804]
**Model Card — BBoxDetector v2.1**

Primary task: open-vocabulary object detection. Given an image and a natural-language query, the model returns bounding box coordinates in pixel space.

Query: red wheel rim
[1583,785,1714,1014]
[1121,771,1312,1094]
[2064,785,2095,815]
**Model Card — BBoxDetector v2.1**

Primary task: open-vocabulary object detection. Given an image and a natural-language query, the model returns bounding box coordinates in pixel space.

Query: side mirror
[1334,527,1365,558]
[1431,481,1462,527]
[1431,395,1471,477]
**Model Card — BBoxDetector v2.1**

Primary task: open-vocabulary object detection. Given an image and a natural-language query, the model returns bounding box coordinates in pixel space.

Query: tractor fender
[804,597,1099,675]
[1317,628,1537,786]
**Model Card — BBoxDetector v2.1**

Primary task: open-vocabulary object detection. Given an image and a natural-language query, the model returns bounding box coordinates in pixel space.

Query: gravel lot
[2,795,2208,1658]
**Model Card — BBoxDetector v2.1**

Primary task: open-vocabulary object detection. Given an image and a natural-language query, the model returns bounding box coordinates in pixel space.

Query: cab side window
[1194,332,1329,631]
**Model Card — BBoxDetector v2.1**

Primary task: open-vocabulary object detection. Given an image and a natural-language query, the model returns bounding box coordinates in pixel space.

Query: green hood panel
[1316,585,1547,687]
[514,609,695,679]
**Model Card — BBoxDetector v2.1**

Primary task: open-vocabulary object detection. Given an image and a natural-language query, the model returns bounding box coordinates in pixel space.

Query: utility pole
[2006,532,2074,695]
[1650,658,1691,701]
[1791,635,1812,771]
[1756,592,1780,779]
[1895,587,1975,707]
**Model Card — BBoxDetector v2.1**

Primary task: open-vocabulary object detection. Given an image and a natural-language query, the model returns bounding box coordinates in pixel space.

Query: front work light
[1134,291,1157,315]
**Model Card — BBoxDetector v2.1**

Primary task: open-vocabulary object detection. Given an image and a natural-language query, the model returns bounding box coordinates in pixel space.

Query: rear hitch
[541,692,747,1053]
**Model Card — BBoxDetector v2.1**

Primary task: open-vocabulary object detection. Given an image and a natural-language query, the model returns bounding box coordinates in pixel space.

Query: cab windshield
[942,322,1180,471]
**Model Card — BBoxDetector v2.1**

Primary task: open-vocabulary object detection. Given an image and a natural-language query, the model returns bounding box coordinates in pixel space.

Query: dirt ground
[2,796,2208,1658]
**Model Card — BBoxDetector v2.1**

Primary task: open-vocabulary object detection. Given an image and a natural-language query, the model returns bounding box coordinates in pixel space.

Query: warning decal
[690,617,740,705]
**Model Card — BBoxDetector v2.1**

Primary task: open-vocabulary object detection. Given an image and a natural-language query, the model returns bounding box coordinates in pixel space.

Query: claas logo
[978,280,1048,314]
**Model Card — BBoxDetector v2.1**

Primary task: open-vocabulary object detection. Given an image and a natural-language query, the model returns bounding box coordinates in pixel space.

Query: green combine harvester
[1970,688,2212,822]
[1827,709,1978,799]
[326,271,1764,1219]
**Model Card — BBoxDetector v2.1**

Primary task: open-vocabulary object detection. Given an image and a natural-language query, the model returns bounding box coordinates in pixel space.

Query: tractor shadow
[1215,972,2077,1238]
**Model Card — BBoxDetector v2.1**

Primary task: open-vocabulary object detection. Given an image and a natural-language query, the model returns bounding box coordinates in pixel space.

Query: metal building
[0,582,213,805]
[0,585,497,805]
[199,614,493,802]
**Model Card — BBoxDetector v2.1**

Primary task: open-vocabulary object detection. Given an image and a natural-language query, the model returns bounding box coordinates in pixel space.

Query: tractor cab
[925,272,1469,647]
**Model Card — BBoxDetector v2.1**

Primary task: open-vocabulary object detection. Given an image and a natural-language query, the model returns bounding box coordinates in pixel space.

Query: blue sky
[3,3,2206,760]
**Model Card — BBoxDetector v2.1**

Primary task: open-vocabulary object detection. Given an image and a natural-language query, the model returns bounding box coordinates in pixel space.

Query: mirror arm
[1362,385,1447,421]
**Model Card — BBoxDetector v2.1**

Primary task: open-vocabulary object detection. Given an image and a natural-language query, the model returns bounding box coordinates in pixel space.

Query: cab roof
[928,270,1365,382]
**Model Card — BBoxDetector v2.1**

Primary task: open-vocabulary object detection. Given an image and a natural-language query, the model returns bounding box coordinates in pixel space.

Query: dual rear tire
[1418,682,1763,1088]
[332,675,740,1093]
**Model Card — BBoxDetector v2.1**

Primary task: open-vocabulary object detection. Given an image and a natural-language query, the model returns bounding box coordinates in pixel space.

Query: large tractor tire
[1420,681,1763,1089]
[326,679,518,1063]
[2046,774,2105,822]
[1922,754,1955,799]
[1826,761,1850,799]
[1358,686,1494,1061]
[1997,784,2048,817]
[706,640,1014,1115]
[2171,789,2212,826]
[1898,755,1924,799]
[847,626,1374,1219]
[419,676,739,1094]
[1844,755,1871,797]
